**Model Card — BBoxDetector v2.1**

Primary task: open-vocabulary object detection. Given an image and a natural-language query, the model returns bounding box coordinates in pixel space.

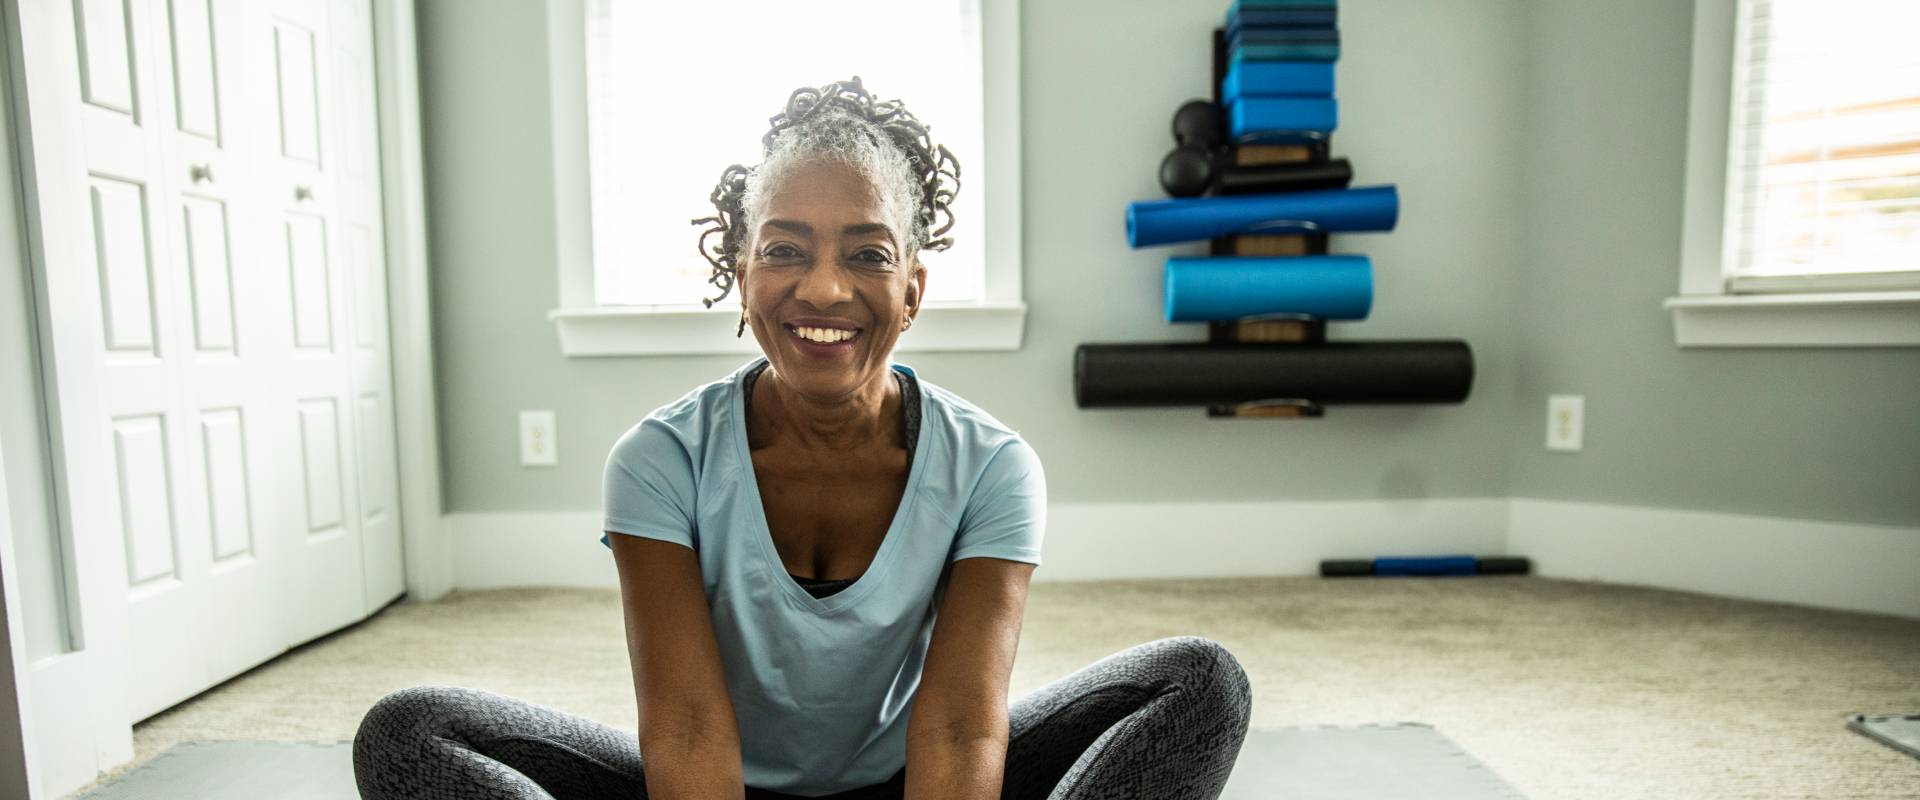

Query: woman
[354,78,1251,800]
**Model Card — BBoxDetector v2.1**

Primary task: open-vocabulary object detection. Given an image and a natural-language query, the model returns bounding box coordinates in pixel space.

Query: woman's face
[739,159,924,401]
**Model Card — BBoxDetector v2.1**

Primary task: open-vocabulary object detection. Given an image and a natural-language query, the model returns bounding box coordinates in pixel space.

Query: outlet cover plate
[1546,395,1584,452]
[520,410,557,467]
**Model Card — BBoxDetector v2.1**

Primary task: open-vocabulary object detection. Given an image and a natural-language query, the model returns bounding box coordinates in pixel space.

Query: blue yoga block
[1126,185,1398,247]
[1222,61,1335,102]
[1231,42,1341,63]
[1227,7,1338,33]
[1165,255,1372,322]
[1229,97,1338,141]
[1230,0,1338,12]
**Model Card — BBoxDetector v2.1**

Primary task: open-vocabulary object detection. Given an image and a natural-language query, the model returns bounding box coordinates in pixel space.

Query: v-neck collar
[731,356,930,614]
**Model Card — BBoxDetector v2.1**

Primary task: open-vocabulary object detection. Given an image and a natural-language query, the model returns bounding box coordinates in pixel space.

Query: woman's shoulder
[607,361,751,465]
[911,370,1036,463]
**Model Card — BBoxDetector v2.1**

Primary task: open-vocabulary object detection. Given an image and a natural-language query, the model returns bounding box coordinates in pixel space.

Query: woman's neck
[752,365,900,452]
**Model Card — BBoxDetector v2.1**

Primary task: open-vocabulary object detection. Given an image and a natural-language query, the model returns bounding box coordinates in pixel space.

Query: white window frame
[544,0,1026,357]
[1668,0,1920,348]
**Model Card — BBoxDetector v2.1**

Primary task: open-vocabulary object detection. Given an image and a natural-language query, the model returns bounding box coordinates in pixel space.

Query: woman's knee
[357,685,475,745]
[1148,636,1252,720]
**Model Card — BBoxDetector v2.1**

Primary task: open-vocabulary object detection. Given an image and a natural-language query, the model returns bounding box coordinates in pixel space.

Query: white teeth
[793,326,853,344]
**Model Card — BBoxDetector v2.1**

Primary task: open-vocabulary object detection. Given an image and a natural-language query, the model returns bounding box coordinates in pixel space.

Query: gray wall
[417,0,1916,526]
[1510,0,1920,526]
[417,0,1530,513]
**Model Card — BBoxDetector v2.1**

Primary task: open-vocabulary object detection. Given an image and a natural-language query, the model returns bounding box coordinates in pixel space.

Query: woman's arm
[905,556,1036,800]
[610,533,745,800]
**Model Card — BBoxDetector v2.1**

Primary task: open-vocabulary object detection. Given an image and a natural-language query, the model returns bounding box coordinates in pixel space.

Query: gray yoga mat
[77,741,356,800]
[1849,713,1920,760]
[80,724,1525,799]
[1221,723,1526,799]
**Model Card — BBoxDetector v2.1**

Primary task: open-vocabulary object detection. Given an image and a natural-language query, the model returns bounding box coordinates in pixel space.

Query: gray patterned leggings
[353,636,1252,800]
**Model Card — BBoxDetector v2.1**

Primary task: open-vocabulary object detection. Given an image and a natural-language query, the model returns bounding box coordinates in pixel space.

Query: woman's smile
[786,321,863,357]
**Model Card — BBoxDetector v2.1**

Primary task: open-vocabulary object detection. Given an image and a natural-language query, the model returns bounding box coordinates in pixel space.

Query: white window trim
[1670,0,1920,348]
[544,0,1026,357]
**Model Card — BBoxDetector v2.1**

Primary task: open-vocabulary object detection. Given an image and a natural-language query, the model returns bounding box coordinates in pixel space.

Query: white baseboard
[1508,498,1920,618]
[1037,499,1509,581]
[448,499,1920,619]
[449,498,1511,590]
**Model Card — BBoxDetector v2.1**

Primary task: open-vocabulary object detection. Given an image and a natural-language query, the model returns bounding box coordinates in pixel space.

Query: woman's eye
[762,243,802,259]
[853,249,894,266]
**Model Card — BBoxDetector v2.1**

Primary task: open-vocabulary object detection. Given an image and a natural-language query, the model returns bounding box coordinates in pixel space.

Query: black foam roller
[1476,556,1532,575]
[1215,158,1354,195]
[1073,342,1475,408]
[1320,559,1374,577]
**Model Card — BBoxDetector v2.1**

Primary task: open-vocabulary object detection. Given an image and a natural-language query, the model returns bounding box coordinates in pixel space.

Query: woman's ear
[907,259,927,315]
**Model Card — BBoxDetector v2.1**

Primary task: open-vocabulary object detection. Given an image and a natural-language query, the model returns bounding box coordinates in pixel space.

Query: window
[1669,0,1920,347]
[586,0,986,308]
[1722,0,1920,292]
[552,0,1024,356]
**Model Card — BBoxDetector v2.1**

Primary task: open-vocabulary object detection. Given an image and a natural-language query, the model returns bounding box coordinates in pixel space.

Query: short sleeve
[950,439,1047,565]
[601,418,698,550]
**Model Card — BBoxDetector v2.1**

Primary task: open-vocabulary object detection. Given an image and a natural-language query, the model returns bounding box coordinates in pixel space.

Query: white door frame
[0,431,37,797]
[372,0,451,604]
[0,0,445,794]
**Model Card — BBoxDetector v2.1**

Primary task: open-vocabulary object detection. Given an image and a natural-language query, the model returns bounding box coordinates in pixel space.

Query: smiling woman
[352,80,1251,800]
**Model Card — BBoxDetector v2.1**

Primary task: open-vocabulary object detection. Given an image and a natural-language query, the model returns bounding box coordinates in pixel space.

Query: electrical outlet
[519,410,557,467]
[1546,395,1584,452]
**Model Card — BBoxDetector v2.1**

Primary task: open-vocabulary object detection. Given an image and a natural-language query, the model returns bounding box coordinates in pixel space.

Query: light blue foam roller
[1127,185,1398,247]
[1164,255,1373,322]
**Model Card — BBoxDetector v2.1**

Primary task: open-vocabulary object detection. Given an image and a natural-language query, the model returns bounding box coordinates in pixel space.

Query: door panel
[75,0,139,116]
[110,415,177,587]
[179,194,235,351]
[165,0,220,141]
[271,21,321,165]
[198,407,252,561]
[87,178,160,353]
[285,213,332,350]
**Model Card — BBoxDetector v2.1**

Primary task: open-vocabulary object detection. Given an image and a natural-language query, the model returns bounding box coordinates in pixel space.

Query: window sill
[549,303,1027,357]
[1663,291,1920,348]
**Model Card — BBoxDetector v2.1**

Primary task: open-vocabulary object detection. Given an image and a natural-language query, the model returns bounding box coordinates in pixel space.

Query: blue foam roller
[1375,556,1478,577]
[1165,255,1372,322]
[1222,61,1335,102]
[1228,97,1338,140]
[1127,185,1398,247]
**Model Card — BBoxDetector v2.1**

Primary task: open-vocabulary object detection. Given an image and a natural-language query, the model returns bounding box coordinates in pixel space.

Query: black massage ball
[1158,147,1214,197]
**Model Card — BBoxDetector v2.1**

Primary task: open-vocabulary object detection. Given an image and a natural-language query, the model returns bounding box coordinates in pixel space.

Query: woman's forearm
[904,727,1007,800]
[639,728,747,800]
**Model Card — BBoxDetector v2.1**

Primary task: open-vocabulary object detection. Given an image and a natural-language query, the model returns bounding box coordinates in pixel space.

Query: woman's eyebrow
[763,219,812,236]
[843,222,895,240]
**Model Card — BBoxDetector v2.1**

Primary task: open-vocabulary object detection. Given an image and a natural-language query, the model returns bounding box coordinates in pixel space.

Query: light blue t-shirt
[601,357,1047,796]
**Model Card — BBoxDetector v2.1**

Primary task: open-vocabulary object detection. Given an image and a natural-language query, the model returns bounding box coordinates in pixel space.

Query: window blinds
[1725,0,1920,290]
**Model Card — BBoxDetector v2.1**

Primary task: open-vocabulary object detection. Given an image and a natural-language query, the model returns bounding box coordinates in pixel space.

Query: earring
[737,313,748,338]
[902,317,913,331]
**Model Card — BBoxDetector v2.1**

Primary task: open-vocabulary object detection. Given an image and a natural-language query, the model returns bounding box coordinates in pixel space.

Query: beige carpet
[88,577,1920,799]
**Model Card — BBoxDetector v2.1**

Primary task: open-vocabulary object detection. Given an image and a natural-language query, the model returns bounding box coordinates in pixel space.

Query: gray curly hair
[692,77,962,330]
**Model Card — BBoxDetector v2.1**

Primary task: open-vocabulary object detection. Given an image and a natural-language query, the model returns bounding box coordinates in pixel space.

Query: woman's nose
[794,261,853,308]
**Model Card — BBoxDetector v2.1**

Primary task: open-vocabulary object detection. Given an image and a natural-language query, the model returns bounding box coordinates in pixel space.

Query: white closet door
[15,0,404,723]
[330,0,404,612]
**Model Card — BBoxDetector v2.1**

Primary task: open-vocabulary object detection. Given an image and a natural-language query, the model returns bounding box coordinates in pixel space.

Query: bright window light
[585,0,986,308]
[1726,0,1920,282]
